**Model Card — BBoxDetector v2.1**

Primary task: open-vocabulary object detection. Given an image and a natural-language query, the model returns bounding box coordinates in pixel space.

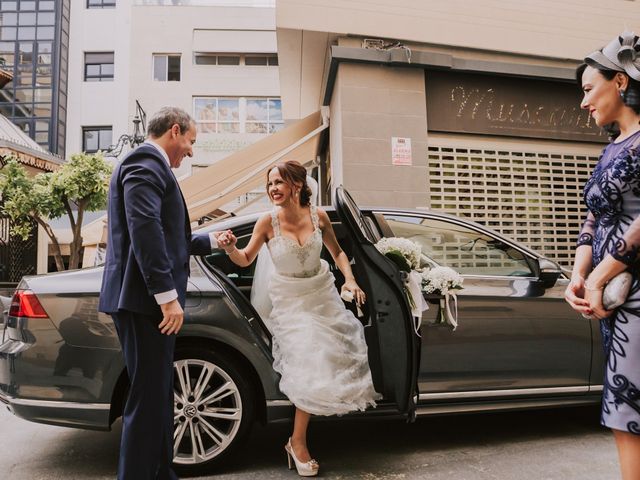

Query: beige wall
[277,0,639,60]
[330,63,428,207]
[129,5,280,177]
[277,0,640,121]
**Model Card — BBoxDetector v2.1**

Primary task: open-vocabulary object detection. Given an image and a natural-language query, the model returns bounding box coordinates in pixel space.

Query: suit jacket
[98,144,212,315]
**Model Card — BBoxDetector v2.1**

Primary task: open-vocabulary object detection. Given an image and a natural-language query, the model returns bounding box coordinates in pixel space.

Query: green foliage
[50,152,112,213]
[384,250,412,273]
[0,153,112,253]
[0,159,45,240]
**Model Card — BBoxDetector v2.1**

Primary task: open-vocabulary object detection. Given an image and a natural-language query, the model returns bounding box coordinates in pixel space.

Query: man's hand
[159,299,184,335]
[218,230,238,253]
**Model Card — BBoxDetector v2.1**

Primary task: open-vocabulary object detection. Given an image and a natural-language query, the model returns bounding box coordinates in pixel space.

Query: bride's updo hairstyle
[268,160,312,207]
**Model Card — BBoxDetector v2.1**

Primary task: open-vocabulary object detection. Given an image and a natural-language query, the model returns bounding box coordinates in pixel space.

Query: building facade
[275,0,639,266]
[66,0,279,190]
[63,0,279,266]
[0,0,70,157]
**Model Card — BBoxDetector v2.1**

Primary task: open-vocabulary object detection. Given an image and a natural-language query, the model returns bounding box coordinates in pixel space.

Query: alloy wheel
[173,358,243,465]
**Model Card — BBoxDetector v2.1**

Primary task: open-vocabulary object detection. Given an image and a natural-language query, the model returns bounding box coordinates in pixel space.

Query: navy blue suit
[99,144,212,480]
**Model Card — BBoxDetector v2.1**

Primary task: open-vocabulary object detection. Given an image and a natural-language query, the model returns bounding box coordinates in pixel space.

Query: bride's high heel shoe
[285,438,319,477]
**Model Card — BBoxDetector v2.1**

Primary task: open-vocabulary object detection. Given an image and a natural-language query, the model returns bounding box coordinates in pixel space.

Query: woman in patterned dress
[217,161,380,476]
[566,31,640,479]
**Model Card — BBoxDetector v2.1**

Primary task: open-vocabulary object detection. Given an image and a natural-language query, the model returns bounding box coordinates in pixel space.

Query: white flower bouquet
[374,237,421,272]
[374,237,425,321]
[422,266,464,330]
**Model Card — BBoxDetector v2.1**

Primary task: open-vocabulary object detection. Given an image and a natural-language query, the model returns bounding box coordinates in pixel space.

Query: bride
[217,160,380,476]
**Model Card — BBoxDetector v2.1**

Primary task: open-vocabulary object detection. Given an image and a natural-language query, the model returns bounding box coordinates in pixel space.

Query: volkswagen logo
[184,405,197,418]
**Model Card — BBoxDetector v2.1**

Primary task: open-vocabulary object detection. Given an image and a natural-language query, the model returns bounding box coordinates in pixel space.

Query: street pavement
[0,405,619,479]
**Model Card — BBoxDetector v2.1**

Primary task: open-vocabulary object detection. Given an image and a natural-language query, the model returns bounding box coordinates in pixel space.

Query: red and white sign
[391,137,412,166]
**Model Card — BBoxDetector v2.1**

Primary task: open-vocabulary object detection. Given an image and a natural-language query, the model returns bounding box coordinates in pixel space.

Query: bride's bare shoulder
[255,212,272,230]
[253,213,274,243]
[316,207,331,227]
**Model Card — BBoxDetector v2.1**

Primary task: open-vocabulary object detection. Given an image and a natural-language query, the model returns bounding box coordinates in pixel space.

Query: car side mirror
[538,258,562,288]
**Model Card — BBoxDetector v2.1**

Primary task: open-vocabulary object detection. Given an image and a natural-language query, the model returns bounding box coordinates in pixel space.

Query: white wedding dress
[263,205,380,416]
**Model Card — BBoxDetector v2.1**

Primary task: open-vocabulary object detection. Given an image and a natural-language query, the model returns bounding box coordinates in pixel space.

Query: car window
[338,189,379,243]
[202,232,256,285]
[382,214,534,277]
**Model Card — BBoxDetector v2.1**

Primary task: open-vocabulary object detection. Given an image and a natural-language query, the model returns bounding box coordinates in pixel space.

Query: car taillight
[9,290,49,318]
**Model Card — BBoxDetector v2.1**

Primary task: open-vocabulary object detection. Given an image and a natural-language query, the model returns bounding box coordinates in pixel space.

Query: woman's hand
[564,275,593,316]
[341,278,366,306]
[583,281,614,320]
[218,230,237,253]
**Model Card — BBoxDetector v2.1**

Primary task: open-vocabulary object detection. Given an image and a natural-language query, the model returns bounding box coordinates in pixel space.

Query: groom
[99,107,220,479]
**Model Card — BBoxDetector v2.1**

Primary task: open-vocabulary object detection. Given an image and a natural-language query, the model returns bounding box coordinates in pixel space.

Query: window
[193,97,283,134]
[382,214,534,277]
[84,52,114,81]
[245,54,278,66]
[153,54,180,81]
[87,0,116,7]
[0,42,15,66]
[193,54,240,66]
[194,53,277,66]
[194,98,239,133]
[246,98,282,133]
[82,126,112,153]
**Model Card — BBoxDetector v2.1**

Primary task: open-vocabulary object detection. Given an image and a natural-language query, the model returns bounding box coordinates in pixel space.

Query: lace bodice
[267,206,323,278]
[577,131,640,266]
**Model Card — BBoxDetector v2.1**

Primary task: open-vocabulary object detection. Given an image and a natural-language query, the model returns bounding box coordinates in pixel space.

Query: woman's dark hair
[267,160,312,207]
[576,62,640,139]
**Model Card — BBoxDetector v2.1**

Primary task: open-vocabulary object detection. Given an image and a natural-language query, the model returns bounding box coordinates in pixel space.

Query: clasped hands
[565,274,613,320]
[217,229,237,253]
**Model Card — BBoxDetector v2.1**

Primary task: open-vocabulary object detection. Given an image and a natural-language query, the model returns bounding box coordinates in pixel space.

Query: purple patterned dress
[578,129,640,434]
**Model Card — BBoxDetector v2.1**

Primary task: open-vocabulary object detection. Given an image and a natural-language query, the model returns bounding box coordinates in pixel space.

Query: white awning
[181,108,328,221]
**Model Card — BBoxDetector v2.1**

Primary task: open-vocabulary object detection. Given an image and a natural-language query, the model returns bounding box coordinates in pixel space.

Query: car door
[334,187,420,416]
[377,212,592,399]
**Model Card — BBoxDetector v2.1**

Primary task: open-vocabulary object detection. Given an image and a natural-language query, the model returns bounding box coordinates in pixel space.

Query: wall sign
[426,71,607,143]
[392,137,412,165]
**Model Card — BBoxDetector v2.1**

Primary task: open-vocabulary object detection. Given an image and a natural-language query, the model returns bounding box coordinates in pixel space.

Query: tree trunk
[68,202,85,270]
[36,218,65,272]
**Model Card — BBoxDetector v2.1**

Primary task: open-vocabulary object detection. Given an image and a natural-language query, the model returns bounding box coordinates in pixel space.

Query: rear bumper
[0,389,111,431]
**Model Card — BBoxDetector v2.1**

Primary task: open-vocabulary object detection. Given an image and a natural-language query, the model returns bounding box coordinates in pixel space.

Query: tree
[0,153,113,271]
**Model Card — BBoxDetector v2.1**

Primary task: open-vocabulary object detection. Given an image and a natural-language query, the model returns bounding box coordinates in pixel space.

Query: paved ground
[0,405,619,479]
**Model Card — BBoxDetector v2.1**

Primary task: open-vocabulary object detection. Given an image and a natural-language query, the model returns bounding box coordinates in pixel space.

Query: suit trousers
[111,310,178,480]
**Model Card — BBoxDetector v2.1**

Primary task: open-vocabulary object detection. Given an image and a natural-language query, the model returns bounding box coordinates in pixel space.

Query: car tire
[172,345,256,476]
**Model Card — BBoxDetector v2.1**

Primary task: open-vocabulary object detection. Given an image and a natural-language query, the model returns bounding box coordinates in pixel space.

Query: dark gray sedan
[0,188,603,476]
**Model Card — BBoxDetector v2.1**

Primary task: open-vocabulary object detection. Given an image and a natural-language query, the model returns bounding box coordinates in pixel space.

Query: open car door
[334,186,420,417]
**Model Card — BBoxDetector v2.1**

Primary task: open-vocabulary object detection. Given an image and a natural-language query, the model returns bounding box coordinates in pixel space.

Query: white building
[66,0,279,185]
[63,0,279,266]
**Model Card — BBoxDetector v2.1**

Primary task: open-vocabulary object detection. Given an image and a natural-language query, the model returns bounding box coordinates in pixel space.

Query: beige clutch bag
[583,271,632,319]
[601,271,633,310]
